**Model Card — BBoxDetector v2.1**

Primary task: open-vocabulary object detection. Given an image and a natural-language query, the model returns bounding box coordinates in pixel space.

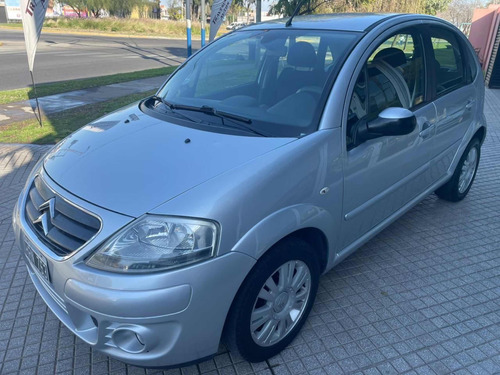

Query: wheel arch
[231,204,336,274]
[474,126,487,146]
[223,225,329,355]
[223,205,334,341]
[276,228,329,274]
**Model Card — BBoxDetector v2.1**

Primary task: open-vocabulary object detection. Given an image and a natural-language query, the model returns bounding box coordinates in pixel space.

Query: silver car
[13,13,486,368]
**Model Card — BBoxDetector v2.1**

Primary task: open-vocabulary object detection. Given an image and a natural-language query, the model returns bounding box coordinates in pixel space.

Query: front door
[341,27,437,249]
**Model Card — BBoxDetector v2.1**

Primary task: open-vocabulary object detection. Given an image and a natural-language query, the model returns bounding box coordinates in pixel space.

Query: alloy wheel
[250,260,311,347]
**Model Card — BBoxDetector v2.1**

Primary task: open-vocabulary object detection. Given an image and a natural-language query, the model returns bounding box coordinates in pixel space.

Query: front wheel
[435,137,480,202]
[224,238,320,362]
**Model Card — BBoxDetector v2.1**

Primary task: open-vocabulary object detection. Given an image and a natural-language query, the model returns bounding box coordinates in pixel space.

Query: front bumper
[13,172,256,367]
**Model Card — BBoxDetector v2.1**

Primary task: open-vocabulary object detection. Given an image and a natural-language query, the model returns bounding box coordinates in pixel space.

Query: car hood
[43,104,294,217]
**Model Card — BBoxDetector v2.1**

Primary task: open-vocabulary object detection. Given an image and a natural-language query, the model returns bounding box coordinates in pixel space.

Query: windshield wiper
[170,104,267,137]
[149,96,201,123]
[150,95,174,109]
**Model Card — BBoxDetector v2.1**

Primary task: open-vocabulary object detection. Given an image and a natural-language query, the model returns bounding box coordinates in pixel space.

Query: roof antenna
[286,0,309,27]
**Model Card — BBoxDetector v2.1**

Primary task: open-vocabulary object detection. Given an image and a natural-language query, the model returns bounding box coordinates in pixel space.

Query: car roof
[243,13,410,33]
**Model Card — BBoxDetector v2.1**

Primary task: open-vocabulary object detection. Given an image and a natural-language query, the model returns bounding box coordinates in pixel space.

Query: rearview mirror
[356,107,416,145]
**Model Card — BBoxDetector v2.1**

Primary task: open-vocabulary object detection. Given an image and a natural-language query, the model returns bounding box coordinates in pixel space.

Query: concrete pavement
[0,89,499,374]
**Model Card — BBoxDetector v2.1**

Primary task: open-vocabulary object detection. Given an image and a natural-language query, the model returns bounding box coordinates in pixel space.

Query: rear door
[425,26,477,181]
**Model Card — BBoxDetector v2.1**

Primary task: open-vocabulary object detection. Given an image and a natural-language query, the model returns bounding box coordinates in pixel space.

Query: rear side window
[429,28,467,96]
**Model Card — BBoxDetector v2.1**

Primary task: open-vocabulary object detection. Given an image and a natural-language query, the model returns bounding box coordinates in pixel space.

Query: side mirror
[356,107,416,144]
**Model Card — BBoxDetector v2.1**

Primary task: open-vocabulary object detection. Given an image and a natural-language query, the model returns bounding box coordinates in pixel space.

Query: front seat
[371,47,411,109]
[275,42,323,103]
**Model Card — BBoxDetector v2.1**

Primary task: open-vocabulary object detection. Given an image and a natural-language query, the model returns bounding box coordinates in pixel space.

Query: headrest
[287,42,317,68]
[373,47,406,68]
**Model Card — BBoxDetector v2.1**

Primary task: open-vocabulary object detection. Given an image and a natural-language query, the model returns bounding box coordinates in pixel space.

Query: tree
[269,0,356,17]
[234,0,255,21]
[439,0,483,25]
[423,0,452,14]
[63,0,88,17]
[270,0,310,16]
[106,0,150,17]
[269,0,453,16]
[190,0,213,22]
[166,0,183,19]
[227,1,243,23]
[86,0,107,17]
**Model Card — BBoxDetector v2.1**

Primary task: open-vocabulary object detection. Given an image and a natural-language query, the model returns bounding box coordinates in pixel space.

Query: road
[0,29,200,90]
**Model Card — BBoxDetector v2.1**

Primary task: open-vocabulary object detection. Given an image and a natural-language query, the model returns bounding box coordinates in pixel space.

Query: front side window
[155,30,359,137]
[347,30,425,149]
[430,27,466,96]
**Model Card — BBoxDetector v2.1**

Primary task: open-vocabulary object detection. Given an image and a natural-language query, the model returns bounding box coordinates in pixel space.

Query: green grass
[432,40,457,68]
[1,18,225,38]
[0,90,156,144]
[43,18,225,38]
[0,66,177,105]
[0,23,22,27]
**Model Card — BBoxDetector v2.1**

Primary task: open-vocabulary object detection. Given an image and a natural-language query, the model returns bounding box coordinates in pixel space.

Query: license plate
[26,243,50,282]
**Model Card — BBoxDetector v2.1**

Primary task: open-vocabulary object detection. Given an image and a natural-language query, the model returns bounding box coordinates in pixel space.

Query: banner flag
[209,0,232,42]
[21,0,48,72]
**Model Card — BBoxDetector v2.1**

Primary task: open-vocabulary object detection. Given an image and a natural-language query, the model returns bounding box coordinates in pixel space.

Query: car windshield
[155,29,359,137]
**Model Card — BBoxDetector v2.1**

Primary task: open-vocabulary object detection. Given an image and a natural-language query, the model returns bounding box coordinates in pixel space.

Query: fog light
[112,328,146,354]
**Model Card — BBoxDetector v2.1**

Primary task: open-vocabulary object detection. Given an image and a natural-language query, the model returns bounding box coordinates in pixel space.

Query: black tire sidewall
[226,238,320,362]
[453,138,480,200]
[436,138,480,202]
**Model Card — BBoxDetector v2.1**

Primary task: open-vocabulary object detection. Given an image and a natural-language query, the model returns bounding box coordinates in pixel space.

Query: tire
[435,137,480,202]
[224,238,320,362]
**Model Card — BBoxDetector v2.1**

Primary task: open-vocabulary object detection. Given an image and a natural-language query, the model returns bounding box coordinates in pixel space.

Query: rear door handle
[465,100,475,110]
[419,122,435,139]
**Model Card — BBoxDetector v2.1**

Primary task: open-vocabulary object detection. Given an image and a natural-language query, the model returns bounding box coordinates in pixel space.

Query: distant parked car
[13,13,486,368]
[226,21,245,30]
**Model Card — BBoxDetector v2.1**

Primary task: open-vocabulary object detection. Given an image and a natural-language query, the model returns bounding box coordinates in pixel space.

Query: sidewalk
[0,90,499,374]
[0,75,167,126]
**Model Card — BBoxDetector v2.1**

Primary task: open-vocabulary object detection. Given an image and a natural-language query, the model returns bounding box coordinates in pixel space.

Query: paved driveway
[1,90,500,375]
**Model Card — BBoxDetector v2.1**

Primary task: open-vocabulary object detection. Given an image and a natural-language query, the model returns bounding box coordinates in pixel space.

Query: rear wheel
[224,238,320,362]
[435,137,480,202]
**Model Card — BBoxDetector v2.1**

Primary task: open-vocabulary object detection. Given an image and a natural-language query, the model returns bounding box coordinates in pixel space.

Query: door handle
[419,122,435,139]
[465,100,475,111]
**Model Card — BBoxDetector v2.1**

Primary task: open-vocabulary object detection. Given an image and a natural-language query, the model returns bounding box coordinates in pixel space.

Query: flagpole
[29,70,43,127]
[186,0,192,57]
[201,0,206,47]
[21,0,49,127]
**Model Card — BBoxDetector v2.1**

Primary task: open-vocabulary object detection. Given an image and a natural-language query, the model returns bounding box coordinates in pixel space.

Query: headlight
[86,215,218,273]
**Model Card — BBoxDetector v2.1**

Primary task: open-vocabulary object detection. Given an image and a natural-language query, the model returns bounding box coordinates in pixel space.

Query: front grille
[24,176,101,257]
